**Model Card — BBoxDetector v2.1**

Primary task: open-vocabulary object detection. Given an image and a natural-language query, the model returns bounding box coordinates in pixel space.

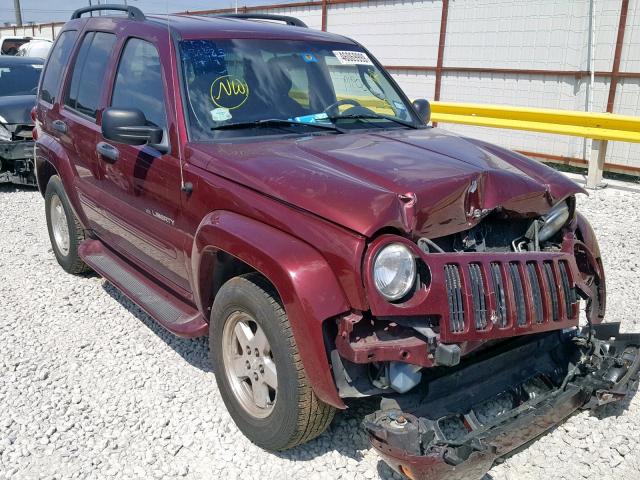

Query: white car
[0,36,51,56]
[16,39,52,59]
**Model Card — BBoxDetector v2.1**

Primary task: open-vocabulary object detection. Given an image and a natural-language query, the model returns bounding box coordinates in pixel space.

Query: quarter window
[65,32,116,118]
[111,38,167,130]
[39,30,77,104]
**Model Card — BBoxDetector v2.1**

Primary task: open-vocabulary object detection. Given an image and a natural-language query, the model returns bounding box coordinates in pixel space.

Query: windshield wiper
[328,113,418,129]
[212,118,343,133]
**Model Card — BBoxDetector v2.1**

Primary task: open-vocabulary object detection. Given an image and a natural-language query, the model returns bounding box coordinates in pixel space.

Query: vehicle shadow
[0,183,38,192]
[275,397,381,464]
[101,281,212,372]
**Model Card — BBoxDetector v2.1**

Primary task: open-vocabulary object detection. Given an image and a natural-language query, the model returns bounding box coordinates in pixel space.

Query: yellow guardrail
[430,102,640,144]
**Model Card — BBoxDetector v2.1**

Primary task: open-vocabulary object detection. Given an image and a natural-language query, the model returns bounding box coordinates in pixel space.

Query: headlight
[538,200,570,242]
[373,243,416,301]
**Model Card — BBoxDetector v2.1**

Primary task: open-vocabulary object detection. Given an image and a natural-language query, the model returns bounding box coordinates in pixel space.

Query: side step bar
[79,239,208,337]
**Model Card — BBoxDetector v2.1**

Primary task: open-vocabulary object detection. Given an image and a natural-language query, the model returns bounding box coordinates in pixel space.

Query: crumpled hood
[188,128,584,238]
[0,95,36,125]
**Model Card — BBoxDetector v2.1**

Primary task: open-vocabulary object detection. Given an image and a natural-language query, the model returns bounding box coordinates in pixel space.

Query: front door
[94,37,190,292]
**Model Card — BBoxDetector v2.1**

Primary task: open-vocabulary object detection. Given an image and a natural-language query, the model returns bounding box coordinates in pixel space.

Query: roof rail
[70,4,145,21]
[217,13,308,28]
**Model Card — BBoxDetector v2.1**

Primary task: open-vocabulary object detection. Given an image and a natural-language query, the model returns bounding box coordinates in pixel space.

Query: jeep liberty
[34,6,640,479]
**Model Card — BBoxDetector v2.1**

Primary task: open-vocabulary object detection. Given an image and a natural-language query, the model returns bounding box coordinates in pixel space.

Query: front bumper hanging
[363,322,640,480]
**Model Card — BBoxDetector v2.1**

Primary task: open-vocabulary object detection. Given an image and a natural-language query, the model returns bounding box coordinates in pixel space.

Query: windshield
[179,39,419,140]
[0,63,42,96]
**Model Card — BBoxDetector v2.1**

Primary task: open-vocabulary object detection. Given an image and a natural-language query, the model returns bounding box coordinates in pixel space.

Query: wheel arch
[35,156,58,197]
[35,134,90,230]
[192,210,350,409]
[573,211,606,320]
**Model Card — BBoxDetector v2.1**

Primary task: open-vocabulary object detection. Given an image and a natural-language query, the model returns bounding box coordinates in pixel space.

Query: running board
[79,239,208,337]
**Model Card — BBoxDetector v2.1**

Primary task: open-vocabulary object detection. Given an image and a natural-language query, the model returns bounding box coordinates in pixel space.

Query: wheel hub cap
[222,311,278,418]
[50,194,70,256]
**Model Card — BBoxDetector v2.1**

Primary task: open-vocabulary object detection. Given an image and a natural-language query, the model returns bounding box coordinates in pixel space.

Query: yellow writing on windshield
[210,75,250,110]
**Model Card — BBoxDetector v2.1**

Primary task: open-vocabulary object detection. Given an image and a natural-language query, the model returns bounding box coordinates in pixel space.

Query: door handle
[96,141,119,163]
[52,119,67,134]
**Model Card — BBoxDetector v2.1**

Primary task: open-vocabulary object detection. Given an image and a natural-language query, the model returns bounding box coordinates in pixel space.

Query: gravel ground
[1,177,640,480]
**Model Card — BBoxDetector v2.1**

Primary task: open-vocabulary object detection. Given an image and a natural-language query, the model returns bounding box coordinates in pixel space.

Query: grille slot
[445,264,465,332]
[469,264,487,330]
[558,261,576,317]
[543,262,560,321]
[509,262,527,326]
[527,263,544,324]
[489,263,507,328]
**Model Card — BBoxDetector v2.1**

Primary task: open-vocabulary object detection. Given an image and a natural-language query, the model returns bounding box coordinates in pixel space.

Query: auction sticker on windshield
[333,50,373,66]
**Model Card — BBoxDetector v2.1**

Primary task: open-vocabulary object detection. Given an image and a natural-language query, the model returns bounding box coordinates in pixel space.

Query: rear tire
[44,175,90,274]
[210,273,335,450]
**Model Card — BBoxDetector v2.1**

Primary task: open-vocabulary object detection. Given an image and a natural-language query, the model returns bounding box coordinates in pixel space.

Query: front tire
[44,176,90,274]
[210,273,335,450]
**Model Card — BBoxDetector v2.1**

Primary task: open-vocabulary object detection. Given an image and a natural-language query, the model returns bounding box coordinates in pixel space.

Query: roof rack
[217,13,308,28]
[70,4,145,21]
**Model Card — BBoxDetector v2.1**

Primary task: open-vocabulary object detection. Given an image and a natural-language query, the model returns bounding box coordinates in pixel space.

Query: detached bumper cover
[364,323,640,480]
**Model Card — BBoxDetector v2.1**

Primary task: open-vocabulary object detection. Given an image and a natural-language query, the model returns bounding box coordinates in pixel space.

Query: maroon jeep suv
[34,5,639,479]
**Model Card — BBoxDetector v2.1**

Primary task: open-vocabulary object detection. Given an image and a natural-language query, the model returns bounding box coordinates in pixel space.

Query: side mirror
[101,108,164,149]
[412,99,431,124]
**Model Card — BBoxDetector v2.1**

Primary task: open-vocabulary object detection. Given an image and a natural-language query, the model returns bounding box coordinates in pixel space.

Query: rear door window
[39,30,77,104]
[111,38,167,130]
[65,32,116,119]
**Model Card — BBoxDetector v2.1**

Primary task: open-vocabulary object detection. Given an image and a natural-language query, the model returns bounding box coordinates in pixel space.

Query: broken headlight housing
[372,243,416,301]
[538,199,572,242]
[0,123,11,142]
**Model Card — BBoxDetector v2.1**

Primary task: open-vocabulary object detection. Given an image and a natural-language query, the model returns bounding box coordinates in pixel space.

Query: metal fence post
[586,140,607,189]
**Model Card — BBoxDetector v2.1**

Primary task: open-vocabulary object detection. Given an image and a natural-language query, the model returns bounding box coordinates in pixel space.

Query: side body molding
[192,210,351,408]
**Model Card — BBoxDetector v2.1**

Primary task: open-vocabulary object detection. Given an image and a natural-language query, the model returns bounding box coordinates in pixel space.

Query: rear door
[58,30,117,229]
[36,29,78,188]
[94,36,190,292]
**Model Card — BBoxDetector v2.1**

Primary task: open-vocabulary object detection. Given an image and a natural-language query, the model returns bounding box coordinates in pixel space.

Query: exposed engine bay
[418,197,574,255]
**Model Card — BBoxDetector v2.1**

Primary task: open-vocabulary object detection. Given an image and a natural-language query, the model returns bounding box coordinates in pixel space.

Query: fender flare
[192,210,350,408]
[35,133,88,227]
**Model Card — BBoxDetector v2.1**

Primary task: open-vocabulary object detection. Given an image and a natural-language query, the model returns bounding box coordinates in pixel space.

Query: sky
[1,0,296,25]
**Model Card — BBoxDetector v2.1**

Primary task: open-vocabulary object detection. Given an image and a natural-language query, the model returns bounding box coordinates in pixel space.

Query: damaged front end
[325,185,635,478]
[363,322,640,480]
[0,90,39,187]
[333,196,607,398]
[0,121,36,186]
